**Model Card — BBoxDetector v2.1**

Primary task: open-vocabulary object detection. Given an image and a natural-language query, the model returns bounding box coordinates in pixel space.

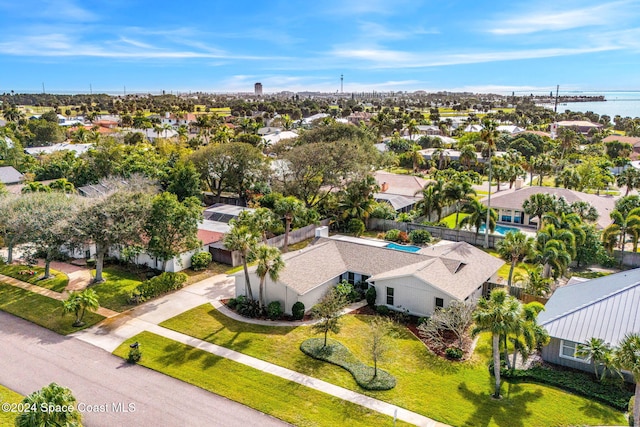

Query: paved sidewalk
[73,275,446,426]
[0,273,118,318]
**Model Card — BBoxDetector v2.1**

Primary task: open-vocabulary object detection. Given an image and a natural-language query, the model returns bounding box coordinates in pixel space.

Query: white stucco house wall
[233,236,503,316]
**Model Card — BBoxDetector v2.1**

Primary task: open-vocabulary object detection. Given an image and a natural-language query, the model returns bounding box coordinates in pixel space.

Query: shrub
[292,301,305,320]
[237,297,262,318]
[227,298,238,309]
[190,251,212,271]
[335,280,359,302]
[130,272,187,303]
[503,366,633,411]
[417,316,429,326]
[365,286,377,307]
[376,305,390,316]
[409,229,432,245]
[397,231,409,243]
[347,218,366,236]
[384,229,401,242]
[445,346,464,360]
[128,343,142,363]
[267,301,283,320]
[392,308,410,325]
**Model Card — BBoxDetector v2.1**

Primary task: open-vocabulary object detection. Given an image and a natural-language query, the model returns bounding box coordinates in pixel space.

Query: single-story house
[497,125,525,134]
[551,121,603,136]
[538,268,640,377]
[374,171,428,212]
[0,166,24,185]
[602,135,640,160]
[262,130,298,146]
[483,186,615,229]
[234,233,504,316]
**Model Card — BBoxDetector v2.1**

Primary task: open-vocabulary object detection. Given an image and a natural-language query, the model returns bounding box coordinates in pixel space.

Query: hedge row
[503,366,633,411]
[300,338,396,391]
[131,272,188,303]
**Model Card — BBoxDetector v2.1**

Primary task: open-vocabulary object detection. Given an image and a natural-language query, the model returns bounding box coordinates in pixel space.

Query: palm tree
[459,144,477,171]
[557,127,579,159]
[460,199,497,241]
[62,289,100,327]
[577,337,614,381]
[408,144,425,172]
[414,179,445,222]
[617,167,640,196]
[252,244,285,309]
[224,225,259,300]
[443,179,476,229]
[338,176,379,223]
[15,383,82,427]
[514,265,552,297]
[481,119,499,248]
[535,225,574,279]
[406,118,419,140]
[615,333,640,427]
[606,207,640,255]
[472,289,522,399]
[496,231,535,289]
[523,193,554,231]
[510,302,549,369]
[3,107,24,123]
[274,196,306,252]
[532,153,553,186]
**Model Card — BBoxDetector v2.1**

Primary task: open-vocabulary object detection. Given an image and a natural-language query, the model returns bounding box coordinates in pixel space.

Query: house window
[559,340,589,363]
[348,272,355,285]
[514,211,522,224]
[361,275,369,282]
[501,215,512,223]
[435,297,444,309]
[386,287,394,305]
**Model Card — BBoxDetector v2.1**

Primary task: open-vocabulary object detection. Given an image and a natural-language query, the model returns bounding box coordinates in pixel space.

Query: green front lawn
[0,264,68,292]
[160,305,625,427]
[113,332,409,427]
[0,283,104,334]
[90,266,144,312]
[0,385,22,426]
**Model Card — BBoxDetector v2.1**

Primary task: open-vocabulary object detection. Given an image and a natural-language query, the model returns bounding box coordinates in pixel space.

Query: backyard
[159,305,625,427]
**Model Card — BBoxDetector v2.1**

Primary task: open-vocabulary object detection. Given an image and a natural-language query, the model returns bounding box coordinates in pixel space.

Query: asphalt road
[0,312,289,427]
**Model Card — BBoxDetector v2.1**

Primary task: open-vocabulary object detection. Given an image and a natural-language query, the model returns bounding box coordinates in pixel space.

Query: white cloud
[488,1,634,35]
[357,22,438,40]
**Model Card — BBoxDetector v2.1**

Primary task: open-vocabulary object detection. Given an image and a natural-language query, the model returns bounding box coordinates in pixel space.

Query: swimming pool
[385,243,422,253]
[477,224,521,236]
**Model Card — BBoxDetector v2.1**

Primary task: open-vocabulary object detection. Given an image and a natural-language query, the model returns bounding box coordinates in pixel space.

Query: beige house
[233,235,503,316]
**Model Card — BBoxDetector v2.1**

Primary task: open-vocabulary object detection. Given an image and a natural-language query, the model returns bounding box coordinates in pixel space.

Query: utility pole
[340,74,343,94]
[484,151,492,249]
[42,82,45,94]
[553,84,559,113]
[90,84,92,95]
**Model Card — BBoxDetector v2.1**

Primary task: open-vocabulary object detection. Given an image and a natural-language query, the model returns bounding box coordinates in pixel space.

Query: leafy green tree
[224,225,259,301]
[145,193,201,271]
[63,288,99,327]
[15,382,82,427]
[274,196,306,252]
[366,316,393,378]
[252,244,285,309]
[615,333,640,427]
[496,231,535,289]
[472,289,522,399]
[166,161,202,201]
[233,208,280,243]
[26,119,65,146]
[311,288,347,348]
[70,191,151,283]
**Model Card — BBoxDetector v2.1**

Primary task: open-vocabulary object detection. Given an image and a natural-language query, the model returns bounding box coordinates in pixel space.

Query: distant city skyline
[2,0,640,95]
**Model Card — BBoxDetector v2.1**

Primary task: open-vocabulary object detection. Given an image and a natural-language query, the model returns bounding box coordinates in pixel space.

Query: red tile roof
[197,229,225,245]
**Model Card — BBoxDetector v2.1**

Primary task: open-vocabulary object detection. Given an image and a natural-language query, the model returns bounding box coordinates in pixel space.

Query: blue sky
[1,0,640,94]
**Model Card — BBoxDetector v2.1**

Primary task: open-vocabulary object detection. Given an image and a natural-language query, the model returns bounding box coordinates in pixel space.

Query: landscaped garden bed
[0,263,68,292]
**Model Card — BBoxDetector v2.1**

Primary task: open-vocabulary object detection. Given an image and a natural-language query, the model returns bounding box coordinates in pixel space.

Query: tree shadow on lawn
[157,342,223,370]
[579,400,624,425]
[206,307,295,336]
[457,381,542,427]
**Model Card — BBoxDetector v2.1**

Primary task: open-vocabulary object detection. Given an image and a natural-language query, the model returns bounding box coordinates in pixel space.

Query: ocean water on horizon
[538,91,640,119]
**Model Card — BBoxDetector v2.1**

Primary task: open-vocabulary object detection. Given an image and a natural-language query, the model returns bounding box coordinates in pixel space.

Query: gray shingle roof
[243,238,503,299]
[0,166,23,184]
[538,269,640,346]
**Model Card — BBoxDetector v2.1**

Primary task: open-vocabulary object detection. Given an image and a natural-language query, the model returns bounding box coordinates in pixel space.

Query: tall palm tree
[535,225,574,279]
[617,167,640,196]
[615,333,640,427]
[577,337,614,381]
[274,196,306,252]
[338,176,379,222]
[472,289,522,399]
[523,193,555,231]
[409,144,425,172]
[459,144,477,171]
[480,119,499,248]
[224,225,259,300]
[444,179,476,229]
[460,199,497,241]
[510,302,549,369]
[606,207,640,255]
[253,244,285,309]
[414,179,445,222]
[496,231,535,289]
[406,118,419,140]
